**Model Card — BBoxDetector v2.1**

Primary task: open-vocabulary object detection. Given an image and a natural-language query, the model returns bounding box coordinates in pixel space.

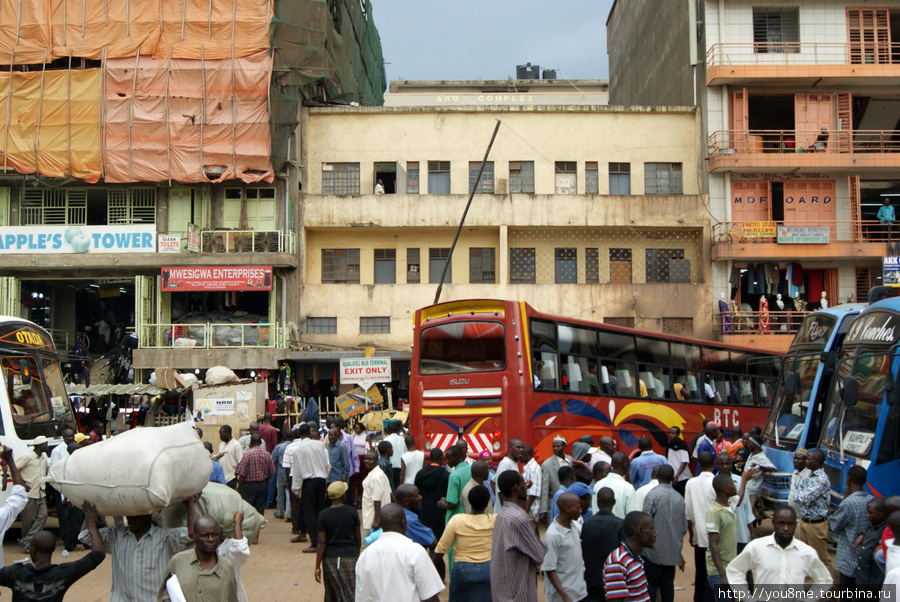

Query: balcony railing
[167,230,293,253]
[46,329,90,354]
[708,129,900,157]
[712,220,898,245]
[138,323,287,349]
[714,311,810,336]
[707,42,900,67]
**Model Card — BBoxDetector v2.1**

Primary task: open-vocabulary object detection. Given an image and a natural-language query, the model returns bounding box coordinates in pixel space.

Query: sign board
[743,221,776,238]
[195,397,235,416]
[339,357,392,391]
[98,285,121,298]
[158,235,181,253]
[0,225,156,254]
[777,226,829,244]
[842,431,875,455]
[160,266,273,291]
[187,223,200,253]
[336,385,384,419]
[884,256,900,286]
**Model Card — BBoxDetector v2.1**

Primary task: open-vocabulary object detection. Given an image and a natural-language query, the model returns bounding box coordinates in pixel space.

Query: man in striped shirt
[491,470,547,602]
[603,511,656,602]
[642,465,686,602]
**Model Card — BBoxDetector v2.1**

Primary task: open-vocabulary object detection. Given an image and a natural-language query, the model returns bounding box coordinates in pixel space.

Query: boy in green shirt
[707,470,752,596]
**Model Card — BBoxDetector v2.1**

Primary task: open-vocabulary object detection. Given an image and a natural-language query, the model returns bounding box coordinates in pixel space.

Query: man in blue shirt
[395,484,435,549]
[693,423,719,475]
[629,436,668,489]
[327,428,350,485]
[203,442,227,485]
[878,198,896,239]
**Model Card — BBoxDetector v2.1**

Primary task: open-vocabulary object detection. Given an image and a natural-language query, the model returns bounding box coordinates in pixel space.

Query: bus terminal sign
[339,357,392,391]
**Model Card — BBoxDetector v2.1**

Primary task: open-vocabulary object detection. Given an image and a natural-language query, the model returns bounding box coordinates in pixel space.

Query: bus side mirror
[784,371,799,396]
[840,375,858,408]
[18,360,32,386]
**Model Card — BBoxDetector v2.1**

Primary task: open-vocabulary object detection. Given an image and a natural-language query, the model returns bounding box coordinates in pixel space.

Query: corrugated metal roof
[66,384,167,396]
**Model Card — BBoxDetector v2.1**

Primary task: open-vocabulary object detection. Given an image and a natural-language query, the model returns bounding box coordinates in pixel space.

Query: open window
[374,162,396,194]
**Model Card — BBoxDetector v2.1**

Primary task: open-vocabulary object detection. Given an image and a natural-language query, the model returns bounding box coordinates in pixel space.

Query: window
[644,163,683,195]
[407,248,420,283]
[321,249,360,284]
[753,8,799,53]
[407,162,420,194]
[21,189,87,225]
[610,248,632,284]
[428,161,450,194]
[374,249,396,284]
[555,162,577,194]
[847,9,892,64]
[509,161,535,193]
[609,163,631,195]
[374,162,396,194]
[856,266,882,302]
[604,317,635,328]
[307,317,337,334]
[510,248,536,284]
[360,317,391,334]
[108,188,157,224]
[322,163,360,195]
[469,161,494,193]
[429,248,451,283]
[662,318,694,336]
[469,248,496,283]
[646,248,690,283]
[586,248,599,283]
[555,248,577,284]
[585,162,599,194]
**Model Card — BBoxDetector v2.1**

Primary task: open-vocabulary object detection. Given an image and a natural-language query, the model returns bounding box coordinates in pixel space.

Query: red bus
[409,299,781,461]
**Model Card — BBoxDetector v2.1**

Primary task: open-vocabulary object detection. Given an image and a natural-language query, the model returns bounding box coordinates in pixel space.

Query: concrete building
[295,87,711,388]
[0,0,385,380]
[608,0,898,351]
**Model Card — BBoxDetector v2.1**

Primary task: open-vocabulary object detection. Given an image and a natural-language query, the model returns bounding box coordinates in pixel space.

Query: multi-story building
[608,0,898,352]
[294,81,710,391]
[0,0,385,377]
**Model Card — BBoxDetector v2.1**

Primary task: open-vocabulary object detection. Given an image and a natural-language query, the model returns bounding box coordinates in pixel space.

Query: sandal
[290,535,308,543]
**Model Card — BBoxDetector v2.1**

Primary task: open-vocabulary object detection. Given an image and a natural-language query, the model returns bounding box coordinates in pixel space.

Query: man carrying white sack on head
[79,493,200,602]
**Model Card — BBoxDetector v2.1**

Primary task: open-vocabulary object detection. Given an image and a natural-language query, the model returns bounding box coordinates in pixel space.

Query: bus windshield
[820,351,887,459]
[419,321,506,374]
[763,352,822,446]
[2,354,73,438]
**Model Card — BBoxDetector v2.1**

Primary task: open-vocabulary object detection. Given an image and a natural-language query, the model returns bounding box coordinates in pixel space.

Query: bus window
[534,351,559,390]
[531,320,557,352]
[638,364,668,400]
[671,342,702,369]
[598,332,634,361]
[418,322,506,374]
[42,356,70,419]
[876,399,900,465]
[557,325,599,356]
[735,375,754,405]
[3,356,48,419]
[605,361,638,397]
[635,337,668,365]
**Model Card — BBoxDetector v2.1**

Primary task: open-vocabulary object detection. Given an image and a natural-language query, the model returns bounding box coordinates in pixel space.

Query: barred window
[610,248,632,284]
[322,249,360,284]
[20,189,87,225]
[510,248,536,284]
[108,188,157,224]
[585,162,599,194]
[360,317,391,334]
[609,163,631,195]
[586,248,599,283]
[307,317,337,334]
[407,162,420,194]
[646,248,690,283]
[322,163,361,195]
[469,248,496,284]
[753,8,799,54]
[555,248,577,284]
[644,163,682,195]
[509,161,535,193]
[662,317,694,335]
[407,248,420,283]
[469,162,494,193]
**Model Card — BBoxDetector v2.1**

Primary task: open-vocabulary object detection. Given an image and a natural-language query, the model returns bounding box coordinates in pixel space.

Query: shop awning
[67,384,167,396]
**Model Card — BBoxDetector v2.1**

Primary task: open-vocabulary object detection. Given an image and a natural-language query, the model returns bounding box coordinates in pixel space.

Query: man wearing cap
[315,480,361,601]
[74,432,89,447]
[744,435,776,525]
[540,435,572,524]
[16,435,49,554]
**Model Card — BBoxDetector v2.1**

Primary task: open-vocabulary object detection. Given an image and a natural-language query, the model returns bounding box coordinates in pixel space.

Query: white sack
[158,481,266,541]
[44,422,212,515]
[205,366,240,386]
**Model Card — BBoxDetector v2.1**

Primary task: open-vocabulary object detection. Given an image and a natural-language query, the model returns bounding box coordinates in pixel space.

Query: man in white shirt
[355,504,444,602]
[0,446,28,565]
[787,448,809,517]
[281,428,306,541]
[591,452,637,518]
[213,425,244,489]
[16,436,49,553]
[399,434,425,485]
[48,429,79,556]
[493,438,522,512]
[726,506,832,597]
[520,444,542,535]
[594,436,616,467]
[287,422,331,554]
[636,465,661,510]
[685,451,716,602]
[361,450,392,546]
[384,422,407,485]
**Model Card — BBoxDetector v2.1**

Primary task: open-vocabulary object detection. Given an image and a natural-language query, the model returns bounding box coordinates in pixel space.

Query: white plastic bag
[205,366,240,386]
[44,422,211,515]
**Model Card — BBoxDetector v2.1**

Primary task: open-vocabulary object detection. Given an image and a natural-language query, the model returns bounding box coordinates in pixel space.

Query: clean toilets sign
[0,226,156,254]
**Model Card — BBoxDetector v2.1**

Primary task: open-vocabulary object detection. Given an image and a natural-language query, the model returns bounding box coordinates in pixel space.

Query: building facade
[295,94,711,388]
[608,0,897,351]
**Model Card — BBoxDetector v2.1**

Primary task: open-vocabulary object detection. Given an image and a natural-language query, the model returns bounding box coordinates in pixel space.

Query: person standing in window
[374,180,385,195]
[878,198,895,239]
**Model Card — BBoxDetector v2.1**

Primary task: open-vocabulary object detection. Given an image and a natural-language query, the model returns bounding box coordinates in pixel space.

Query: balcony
[706,42,900,86]
[714,309,808,353]
[198,230,294,254]
[137,323,287,349]
[707,129,900,172]
[711,219,890,260]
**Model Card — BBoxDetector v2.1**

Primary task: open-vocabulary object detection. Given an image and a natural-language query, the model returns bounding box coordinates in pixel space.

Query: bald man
[159,517,237,602]
[355,504,444,602]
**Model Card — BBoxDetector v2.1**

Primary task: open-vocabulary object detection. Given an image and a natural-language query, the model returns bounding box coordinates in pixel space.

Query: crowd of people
[0,412,897,601]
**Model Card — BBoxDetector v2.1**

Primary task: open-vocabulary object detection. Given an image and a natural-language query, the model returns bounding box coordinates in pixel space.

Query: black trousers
[290,489,304,534]
[238,480,268,516]
[674,480,687,496]
[302,477,328,541]
[645,559,676,602]
[693,545,713,602]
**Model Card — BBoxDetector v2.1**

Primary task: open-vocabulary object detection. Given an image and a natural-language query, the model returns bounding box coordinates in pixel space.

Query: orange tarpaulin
[0,0,273,64]
[103,50,273,184]
[0,69,102,182]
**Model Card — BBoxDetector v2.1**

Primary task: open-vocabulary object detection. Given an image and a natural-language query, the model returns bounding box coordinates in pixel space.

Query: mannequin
[758,295,770,333]
[776,293,787,331]
[820,291,828,309]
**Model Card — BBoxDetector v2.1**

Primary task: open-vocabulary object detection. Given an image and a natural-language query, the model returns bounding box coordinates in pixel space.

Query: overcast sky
[372,1,615,83]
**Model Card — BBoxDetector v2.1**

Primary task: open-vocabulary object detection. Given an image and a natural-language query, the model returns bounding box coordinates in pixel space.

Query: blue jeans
[276,479,290,519]
[449,561,490,602]
[707,574,733,601]
[266,473,277,507]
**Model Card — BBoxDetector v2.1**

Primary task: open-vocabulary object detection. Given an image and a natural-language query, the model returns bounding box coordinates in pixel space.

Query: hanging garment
[807,270,825,302]
[764,264,779,292]
[746,263,759,294]
[758,297,770,334]
[719,299,732,333]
